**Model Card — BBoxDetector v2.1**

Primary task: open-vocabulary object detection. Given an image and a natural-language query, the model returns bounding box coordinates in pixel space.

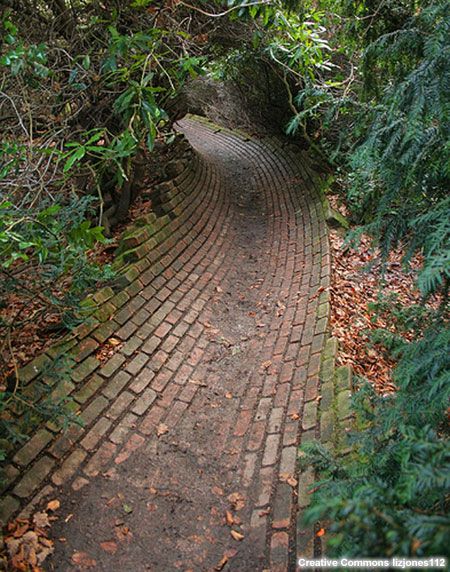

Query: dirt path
[3,117,331,571]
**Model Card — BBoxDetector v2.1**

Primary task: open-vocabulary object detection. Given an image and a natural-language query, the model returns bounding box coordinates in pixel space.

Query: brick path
[1,116,332,571]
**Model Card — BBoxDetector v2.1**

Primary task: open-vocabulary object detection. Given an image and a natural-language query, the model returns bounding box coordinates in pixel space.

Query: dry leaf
[228,492,245,511]
[225,511,234,526]
[32,513,50,528]
[280,473,298,487]
[156,423,169,437]
[115,525,132,542]
[215,554,229,571]
[225,392,233,399]
[71,551,97,568]
[100,540,118,554]
[46,500,60,512]
[230,530,244,541]
[290,413,300,420]
[316,528,326,537]
[108,337,121,346]
[216,286,223,293]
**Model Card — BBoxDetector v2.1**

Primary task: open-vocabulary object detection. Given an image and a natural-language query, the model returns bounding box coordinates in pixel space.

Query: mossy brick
[297,468,315,509]
[154,181,174,195]
[102,371,131,400]
[92,321,118,343]
[133,257,151,274]
[318,290,330,306]
[48,425,84,458]
[320,358,334,383]
[337,390,352,421]
[320,410,335,444]
[320,381,334,411]
[50,378,76,401]
[115,296,146,325]
[73,337,99,363]
[0,496,20,523]
[73,374,104,404]
[120,227,153,251]
[13,456,55,498]
[111,256,127,273]
[336,365,352,392]
[125,279,145,298]
[46,399,80,430]
[302,401,318,431]
[80,395,109,426]
[72,356,100,383]
[18,354,52,384]
[94,301,116,322]
[79,297,97,311]
[137,238,158,256]
[0,465,20,494]
[13,429,53,467]
[164,159,185,179]
[92,286,115,305]
[317,302,329,320]
[120,337,143,356]
[315,317,328,335]
[110,290,130,309]
[99,354,126,379]
[121,240,154,264]
[134,212,157,227]
[151,261,165,276]
[154,214,170,229]
[322,337,338,361]
[46,338,77,360]
[72,318,99,340]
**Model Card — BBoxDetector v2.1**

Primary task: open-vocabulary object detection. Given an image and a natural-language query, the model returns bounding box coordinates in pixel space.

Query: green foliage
[302,322,450,557]
[346,3,450,298]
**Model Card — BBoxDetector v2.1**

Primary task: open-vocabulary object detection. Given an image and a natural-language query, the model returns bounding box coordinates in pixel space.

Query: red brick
[234,410,252,437]
[115,434,145,465]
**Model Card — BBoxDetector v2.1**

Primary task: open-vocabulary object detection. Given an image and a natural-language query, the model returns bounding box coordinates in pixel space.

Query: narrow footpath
[5,117,331,571]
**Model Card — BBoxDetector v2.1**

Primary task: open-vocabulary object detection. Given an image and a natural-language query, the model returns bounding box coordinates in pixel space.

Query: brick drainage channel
[1,116,335,571]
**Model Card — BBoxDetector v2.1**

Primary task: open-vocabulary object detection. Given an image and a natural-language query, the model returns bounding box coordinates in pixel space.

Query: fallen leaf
[225,392,233,399]
[115,525,132,542]
[215,555,228,570]
[230,530,244,541]
[71,551,97,568]
[100,540,118,554]
[156,423,169,437]
[108,337,121,346]
[216,286,223,293]
[228,492,245,511]
[290,413,300,420]
[32,512,50,528]
[316,528,326,537]
[225,511,234,526]
[279,473,298,487]
[46,499,60,512]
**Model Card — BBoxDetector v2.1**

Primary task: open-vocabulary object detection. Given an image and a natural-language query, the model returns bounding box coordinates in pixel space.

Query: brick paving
[0,116,333,571]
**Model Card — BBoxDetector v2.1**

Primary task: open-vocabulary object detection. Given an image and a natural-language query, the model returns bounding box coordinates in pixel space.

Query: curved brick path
[1,117,331,571]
